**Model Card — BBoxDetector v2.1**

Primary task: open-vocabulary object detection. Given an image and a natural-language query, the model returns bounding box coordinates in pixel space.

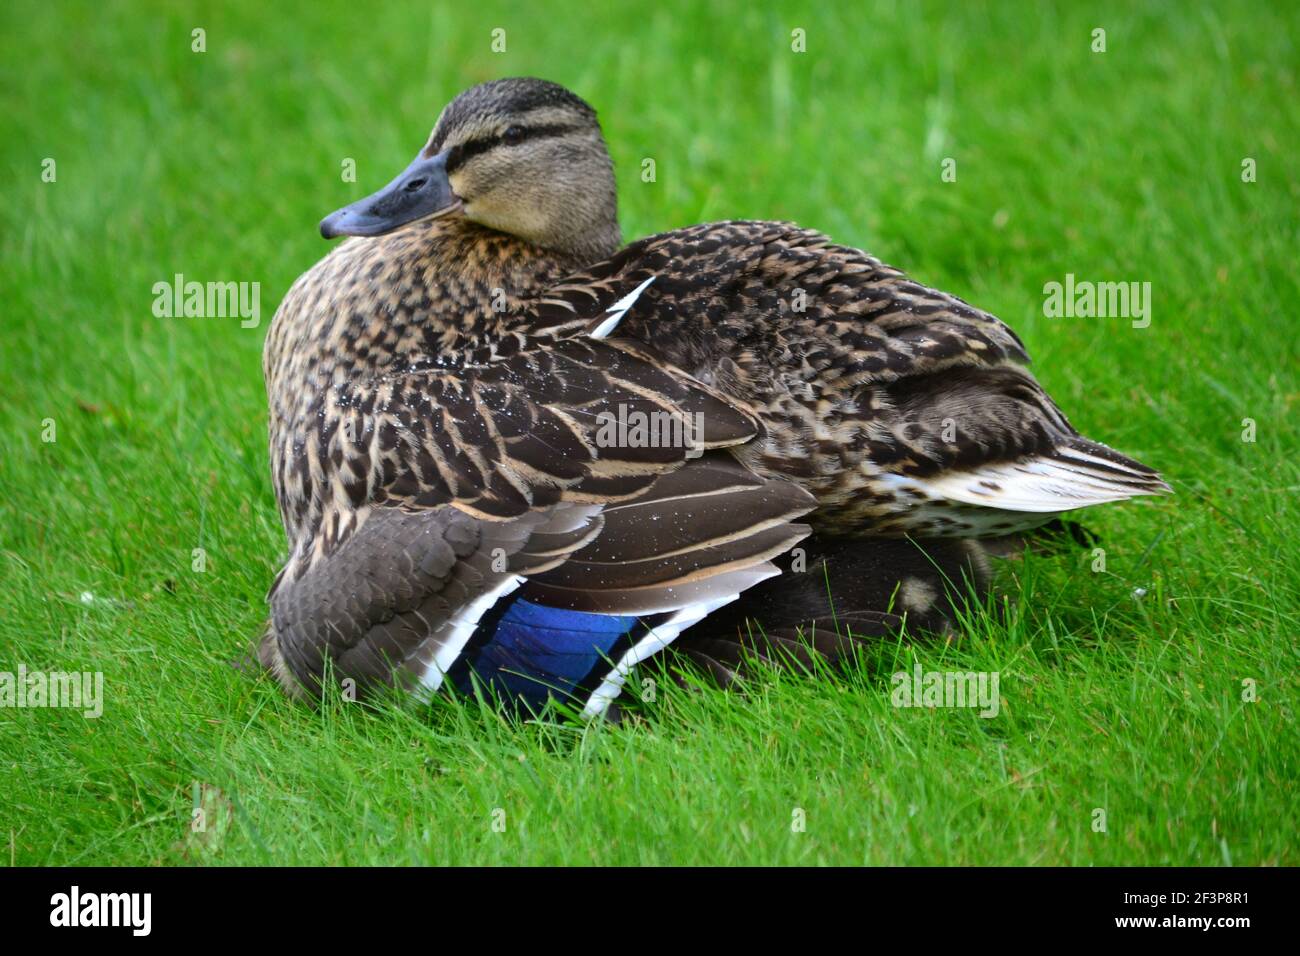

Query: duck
[259,77,1169,715]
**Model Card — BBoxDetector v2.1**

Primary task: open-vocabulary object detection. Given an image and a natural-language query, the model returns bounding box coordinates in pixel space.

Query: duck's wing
[262,332,813,706]
[535,220,1170,535]
[445,453,815,717]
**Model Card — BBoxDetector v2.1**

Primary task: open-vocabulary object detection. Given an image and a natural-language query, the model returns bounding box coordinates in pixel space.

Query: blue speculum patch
[449,597,639,708]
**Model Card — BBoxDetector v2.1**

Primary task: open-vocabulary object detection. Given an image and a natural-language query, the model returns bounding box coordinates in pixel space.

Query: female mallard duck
[260,77,1168,713]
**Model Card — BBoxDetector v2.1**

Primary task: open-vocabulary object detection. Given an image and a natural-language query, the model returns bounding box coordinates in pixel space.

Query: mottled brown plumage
[260,77,1168,707]
[262,215,814,700]
[547,219,1170,536]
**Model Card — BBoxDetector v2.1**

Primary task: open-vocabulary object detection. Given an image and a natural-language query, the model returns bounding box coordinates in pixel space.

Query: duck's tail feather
[921,435,1171,515]
[863,365,1170,536]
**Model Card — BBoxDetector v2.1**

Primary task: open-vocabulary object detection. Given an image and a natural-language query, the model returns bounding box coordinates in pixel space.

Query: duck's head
[320,77,620,262]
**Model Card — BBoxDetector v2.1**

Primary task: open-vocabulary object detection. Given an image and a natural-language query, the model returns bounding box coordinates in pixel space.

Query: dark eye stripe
[515,122,579,140]
[445,123,581,172]
[445,138,495,170]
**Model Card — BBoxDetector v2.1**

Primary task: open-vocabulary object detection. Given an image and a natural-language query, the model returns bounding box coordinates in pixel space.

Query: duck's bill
[319,150,462,239]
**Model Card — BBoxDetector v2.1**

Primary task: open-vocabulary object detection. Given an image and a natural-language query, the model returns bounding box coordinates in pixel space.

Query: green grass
[1,0,1297,865]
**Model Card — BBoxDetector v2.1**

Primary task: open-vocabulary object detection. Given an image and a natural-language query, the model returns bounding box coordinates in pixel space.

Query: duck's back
[547,219,1168,536]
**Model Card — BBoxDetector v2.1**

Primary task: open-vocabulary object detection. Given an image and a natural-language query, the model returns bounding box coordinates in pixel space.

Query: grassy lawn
[1,0,1296,865]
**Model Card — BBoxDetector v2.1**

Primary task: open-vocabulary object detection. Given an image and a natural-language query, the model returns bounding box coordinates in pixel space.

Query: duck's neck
[269,217,606,391]
[410,217,592,305]
[416,216,621,285]
[544,217,622,264]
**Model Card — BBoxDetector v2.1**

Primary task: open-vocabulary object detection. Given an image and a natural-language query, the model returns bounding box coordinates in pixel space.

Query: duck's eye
[502,125,525,146]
